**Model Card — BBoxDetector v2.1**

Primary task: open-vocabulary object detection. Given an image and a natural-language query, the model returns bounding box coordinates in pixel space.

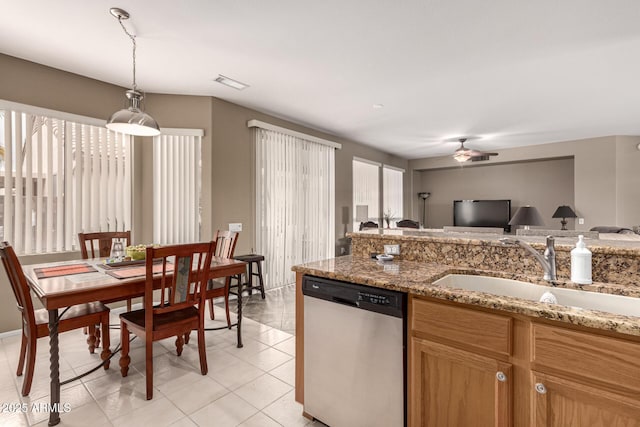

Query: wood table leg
[48,309,61,426]
[236,273,243,348]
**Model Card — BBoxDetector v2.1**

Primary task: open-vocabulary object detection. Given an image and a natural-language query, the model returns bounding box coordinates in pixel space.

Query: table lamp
[552,205,577,230]
[509,206,545,230]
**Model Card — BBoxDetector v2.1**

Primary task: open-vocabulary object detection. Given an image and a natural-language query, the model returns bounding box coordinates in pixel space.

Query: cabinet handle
[496,371,507,382]
[535,383,547,394]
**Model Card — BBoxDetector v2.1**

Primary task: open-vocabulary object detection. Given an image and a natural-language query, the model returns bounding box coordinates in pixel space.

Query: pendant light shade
[106,90,160,136]
[106,8,160,137]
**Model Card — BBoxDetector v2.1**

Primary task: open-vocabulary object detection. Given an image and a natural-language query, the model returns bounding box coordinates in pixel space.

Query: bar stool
[232,254,266,299]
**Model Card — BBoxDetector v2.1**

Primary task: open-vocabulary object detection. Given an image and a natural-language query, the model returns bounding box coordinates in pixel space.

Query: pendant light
[106,8,160,136]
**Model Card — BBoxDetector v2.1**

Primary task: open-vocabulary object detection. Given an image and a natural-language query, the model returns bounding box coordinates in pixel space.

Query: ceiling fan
[451,137,498,163]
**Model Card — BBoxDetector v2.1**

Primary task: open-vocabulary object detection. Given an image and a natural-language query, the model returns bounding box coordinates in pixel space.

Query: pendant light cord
[117,17,137,91]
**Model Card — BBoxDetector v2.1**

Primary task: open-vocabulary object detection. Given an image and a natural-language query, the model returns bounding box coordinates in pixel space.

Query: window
[252,121,338,289]
[352,159,405,229]
[352,158,380,230]
[153,130,203,245]
[0,102,132,255]
[383,165,404,226]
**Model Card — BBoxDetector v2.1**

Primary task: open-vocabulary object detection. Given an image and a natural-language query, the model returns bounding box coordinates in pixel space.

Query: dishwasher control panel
[358,292,394,306]
[303,275,405,318]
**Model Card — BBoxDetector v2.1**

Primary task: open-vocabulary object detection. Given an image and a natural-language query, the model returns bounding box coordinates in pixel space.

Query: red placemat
[34,263,98,279]
[106,263,174,279]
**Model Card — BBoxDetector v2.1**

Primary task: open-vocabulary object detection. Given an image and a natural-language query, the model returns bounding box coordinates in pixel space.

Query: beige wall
[0,54,406,332]
[417,158,574,229]
[409,136,640,231]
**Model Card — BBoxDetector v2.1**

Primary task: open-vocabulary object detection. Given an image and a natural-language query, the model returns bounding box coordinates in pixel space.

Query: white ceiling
[2,0,640,159]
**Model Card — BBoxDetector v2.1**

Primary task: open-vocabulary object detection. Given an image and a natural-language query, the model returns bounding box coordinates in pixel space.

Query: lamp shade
[355,205,369,222]
[509,206,545,227]
[552,205,577,219]
[106,90,161,136]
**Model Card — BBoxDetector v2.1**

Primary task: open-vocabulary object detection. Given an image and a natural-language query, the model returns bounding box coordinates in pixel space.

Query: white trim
[0,328,21,339]
[159,127,205,137]
[0,99,106,127]
[383,164,406,173]
[247,119,341,149]
[353,156,382,167]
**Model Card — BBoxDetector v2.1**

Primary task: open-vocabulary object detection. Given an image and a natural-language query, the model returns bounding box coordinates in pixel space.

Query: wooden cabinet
[410,337,512,426]
[409,295,640,427]
[531,323,640,426]
[531,371,640,427]
[409,297,513,426]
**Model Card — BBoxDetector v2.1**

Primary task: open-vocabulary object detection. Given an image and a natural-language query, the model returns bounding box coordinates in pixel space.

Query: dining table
[22,255,247,426]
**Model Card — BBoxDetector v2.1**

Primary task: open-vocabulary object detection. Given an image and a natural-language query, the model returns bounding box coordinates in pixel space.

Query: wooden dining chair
[119,241,215,400]
[0,242,111,396]
[78,231,133,311]
[78,231,131,259]
[205,230,239,326]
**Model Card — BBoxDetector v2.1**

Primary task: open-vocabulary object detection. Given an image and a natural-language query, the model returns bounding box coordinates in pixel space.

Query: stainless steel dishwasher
[302,275,406,427]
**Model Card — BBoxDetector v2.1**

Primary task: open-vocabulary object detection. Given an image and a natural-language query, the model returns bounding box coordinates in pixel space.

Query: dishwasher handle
[332,296,359,308]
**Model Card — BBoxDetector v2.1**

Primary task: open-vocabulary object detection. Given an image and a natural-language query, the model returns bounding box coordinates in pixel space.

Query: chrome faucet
[500,236,557,283]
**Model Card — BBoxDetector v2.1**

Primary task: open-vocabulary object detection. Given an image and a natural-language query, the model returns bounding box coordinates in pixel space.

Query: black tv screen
[453,200,511,232]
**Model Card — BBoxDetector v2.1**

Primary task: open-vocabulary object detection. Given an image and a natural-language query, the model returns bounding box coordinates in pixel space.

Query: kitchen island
[292,230,640,426]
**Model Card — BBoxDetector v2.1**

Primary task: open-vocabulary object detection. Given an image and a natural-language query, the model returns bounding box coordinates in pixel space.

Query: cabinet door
[532,371,640,427]
[410,337,512,427]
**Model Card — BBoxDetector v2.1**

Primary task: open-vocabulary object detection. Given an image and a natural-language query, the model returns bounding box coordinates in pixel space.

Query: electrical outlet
[578,218,584,225]
[384,244,400,255]
[229,223,242,232]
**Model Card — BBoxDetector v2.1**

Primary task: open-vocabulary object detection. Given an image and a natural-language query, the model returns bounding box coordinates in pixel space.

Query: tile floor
[0,285,319,427]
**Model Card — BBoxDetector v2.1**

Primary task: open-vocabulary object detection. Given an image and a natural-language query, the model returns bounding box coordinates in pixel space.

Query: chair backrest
[144,241,215,324]
[359,221,379,231]
[0,242,36,329]
[78,231,131,259]
[397,219,420,229]
[213,230,238,259]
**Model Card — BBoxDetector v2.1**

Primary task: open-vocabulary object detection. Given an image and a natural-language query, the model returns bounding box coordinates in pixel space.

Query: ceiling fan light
[453,151,471,162]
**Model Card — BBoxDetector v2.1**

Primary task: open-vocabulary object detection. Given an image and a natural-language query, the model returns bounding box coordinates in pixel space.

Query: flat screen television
[453,199,511,232]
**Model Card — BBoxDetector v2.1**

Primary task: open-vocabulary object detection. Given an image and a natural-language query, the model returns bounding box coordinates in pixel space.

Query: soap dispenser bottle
[571,235,592,284]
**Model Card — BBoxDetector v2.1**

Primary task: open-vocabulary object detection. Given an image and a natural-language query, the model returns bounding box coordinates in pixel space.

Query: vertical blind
[0,108,131,255]
[352,158,380,230]
[383,165,404,226]
[255,127,336,289]
[153,131,202,245]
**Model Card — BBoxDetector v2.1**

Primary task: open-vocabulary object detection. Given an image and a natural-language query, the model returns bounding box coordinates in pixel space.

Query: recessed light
[373,103,384,109]
[214,75,249,90]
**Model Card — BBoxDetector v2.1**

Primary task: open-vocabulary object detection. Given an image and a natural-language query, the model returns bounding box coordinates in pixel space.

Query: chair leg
[100,315,111,370]
[175,335,184,356]
[94,324,101,349]
[21,333,37,396]
[87,325,97,354]
[119,323,130,377]
[197,325,208,375]
[16,331,27,377]
[257,261,266,299]
[184,331,191,345]
[145,336,154,400]
[224,290,231,329]
[247,262,253,296]
[208,298,216,320]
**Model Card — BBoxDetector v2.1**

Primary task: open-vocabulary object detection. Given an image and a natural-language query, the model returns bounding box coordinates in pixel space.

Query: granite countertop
[349,229,640,254]
[292,255,640,337]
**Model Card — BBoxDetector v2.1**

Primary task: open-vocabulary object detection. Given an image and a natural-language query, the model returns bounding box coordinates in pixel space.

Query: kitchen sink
[433,274,640,317]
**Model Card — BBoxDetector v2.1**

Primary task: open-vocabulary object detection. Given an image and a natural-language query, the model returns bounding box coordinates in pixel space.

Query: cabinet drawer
[411,297,512,357]
[532,323,640,394]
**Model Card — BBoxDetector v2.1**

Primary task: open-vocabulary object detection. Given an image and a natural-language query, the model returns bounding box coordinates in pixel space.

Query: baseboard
[0,328,21,339]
